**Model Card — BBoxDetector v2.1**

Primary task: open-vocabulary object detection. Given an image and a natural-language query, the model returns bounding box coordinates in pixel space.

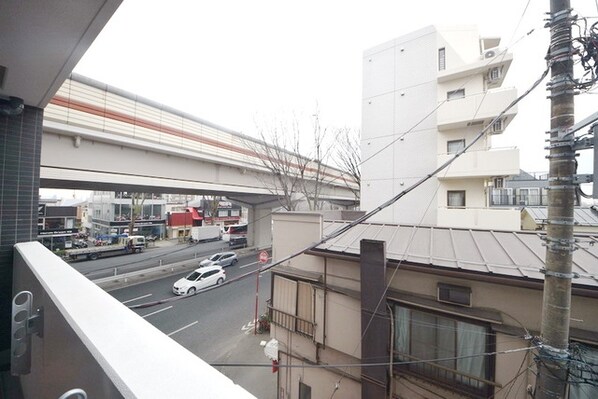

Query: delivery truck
[65,235,145,261]
[190,226,221,243]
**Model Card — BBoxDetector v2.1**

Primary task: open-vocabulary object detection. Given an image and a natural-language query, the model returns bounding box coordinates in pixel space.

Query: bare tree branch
[333,127,361,200]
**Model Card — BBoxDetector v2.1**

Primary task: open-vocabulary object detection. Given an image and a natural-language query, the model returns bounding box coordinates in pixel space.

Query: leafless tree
[204,195,222,225]
[245,112,355,211]
[127,192,146,236]
[333,127,361,200]
[297,113,335,210]
[244,117,305,211]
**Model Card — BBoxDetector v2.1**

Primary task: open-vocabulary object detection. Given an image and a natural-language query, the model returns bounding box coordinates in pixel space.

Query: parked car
[199,252,238,267]
[72,239,88,249]
[172,266,226,295]
[145,234,158,242]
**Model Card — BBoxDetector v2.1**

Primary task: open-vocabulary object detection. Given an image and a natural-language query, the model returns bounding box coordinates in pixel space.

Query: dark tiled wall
[0,106,43,369]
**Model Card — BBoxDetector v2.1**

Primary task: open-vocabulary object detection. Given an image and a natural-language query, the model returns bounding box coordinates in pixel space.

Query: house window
[299,382,312,399]
[447,191,466,207]
[394,305,493,397]
[447,89,465,101]
[493,177,504,189]
[438,48,446,70]
[271,276,314,337]
[438,284,471,307]
[569,344,598,399]
[447,139,465,154]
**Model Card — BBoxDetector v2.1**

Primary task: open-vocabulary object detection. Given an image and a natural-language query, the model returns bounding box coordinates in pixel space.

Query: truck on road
[190,226,221,243]
[65,235,146,261]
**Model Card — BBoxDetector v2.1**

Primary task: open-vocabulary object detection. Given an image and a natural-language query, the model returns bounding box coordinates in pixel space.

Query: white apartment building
[361,25,521,229]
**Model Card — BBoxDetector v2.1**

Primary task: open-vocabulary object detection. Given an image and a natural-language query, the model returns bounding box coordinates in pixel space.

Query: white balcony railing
[437,88,518,131]
[12,241,255,399]
[437,147,519,179]
[437,207,520,230]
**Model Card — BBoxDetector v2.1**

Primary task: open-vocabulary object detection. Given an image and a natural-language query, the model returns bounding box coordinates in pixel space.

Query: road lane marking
[121,293,152,304]
[167,321,198,336]
[241,320,257,335]
[142,306,173,318]
[239,260,259,269]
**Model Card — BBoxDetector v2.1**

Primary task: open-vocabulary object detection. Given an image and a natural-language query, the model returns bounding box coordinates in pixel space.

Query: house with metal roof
[267,212,598,399]
[521,206,598,234]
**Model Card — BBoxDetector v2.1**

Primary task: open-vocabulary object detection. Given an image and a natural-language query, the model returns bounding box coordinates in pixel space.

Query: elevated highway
[41,74,358,245]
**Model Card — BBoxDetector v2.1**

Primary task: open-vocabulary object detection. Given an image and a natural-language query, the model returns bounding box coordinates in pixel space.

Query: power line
[128,62,553,311]
[209,345,538,369]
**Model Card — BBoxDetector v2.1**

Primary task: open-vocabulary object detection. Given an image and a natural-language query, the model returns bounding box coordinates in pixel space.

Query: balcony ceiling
[0,0,122,108]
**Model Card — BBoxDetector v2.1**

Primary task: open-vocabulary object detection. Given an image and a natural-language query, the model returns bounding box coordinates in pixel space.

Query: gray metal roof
[318,221,598,288]
[524,207,598,226]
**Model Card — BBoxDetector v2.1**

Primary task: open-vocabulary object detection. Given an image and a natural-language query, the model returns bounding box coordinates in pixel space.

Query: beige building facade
[361,26,521,230]
[268,212,598,399]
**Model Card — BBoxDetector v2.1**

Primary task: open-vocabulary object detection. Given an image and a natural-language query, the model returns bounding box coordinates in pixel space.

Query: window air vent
[467,120,484,127]
[437,283,472,307]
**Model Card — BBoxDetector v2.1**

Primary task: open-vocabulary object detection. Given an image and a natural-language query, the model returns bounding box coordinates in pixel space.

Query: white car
[199,252,238,267]
[172,266,226,296]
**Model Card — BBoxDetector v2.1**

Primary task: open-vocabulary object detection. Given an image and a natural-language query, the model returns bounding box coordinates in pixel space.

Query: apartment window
[491,188,513,206]
[488,67,501,81]
[394,305,493,397]
[447,191,466,207]
[447,139,465,154]
[569,344,598,399]
[447,89,465,101]
[491,119,504,133]
[438,48,446,70]
[493,177,504,189]
[519,188,541,206]
[299,382,312,399]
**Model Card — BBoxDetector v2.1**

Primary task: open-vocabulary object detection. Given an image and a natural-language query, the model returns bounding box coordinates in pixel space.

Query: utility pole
[535,1,576,398]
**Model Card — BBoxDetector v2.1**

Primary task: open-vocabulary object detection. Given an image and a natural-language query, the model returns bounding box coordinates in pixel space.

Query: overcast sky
[54,0,597,201]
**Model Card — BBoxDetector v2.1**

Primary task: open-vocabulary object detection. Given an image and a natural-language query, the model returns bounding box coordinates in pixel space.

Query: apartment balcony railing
[489,193,548,207]
[437,147,519,179]
[267,304,314,338]
[12,241,255,399]
[437,88,518,131]
[437,207,520,230]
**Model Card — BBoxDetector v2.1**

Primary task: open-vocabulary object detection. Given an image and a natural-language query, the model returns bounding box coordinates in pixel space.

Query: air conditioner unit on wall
[481,47,502,60]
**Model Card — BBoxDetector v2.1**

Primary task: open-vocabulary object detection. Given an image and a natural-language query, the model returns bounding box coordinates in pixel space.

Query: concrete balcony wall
[12,242,255,399]
[437,207,520,230]
[437,147,520,179]
[437,88,518,131]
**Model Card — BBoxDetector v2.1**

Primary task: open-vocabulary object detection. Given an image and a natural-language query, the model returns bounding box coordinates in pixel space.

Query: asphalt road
[68,240,229,279]
[108,252,277,399]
